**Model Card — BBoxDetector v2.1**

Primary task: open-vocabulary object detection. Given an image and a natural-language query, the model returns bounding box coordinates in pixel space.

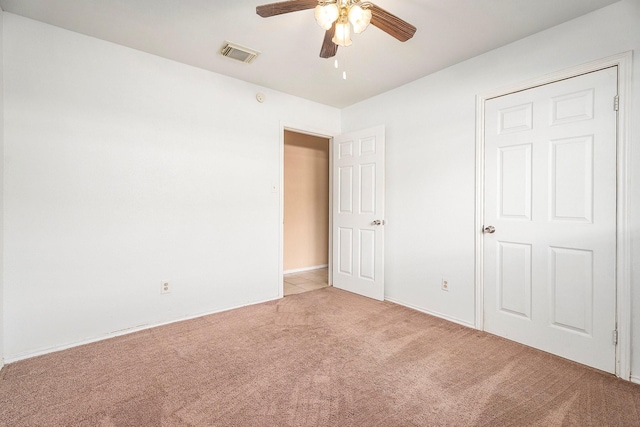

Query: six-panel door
[332,126,385,301]
[483,67,618,373]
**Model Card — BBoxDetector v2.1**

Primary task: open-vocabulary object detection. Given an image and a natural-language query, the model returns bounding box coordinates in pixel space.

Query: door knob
[372,220,384,226]
[483,225,496,234]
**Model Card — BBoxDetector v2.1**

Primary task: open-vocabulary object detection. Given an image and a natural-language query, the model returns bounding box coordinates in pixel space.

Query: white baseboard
[284,264,328,275]
[631,375,640,385]
[385,296,475,329]
[4,296,280,364]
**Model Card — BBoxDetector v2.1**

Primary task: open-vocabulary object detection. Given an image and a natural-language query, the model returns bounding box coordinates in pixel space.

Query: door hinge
[613,329,618,345]
[614,95,619,111]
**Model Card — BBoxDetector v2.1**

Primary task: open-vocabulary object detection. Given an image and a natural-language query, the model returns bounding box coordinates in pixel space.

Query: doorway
[279,124,387,301]
[283,130,330,296]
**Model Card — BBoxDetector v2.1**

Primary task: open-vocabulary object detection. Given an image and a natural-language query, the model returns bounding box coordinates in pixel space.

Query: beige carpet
[1,287,639,426]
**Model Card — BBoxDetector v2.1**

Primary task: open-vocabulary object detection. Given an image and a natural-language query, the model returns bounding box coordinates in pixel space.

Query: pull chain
[339,47,347,80]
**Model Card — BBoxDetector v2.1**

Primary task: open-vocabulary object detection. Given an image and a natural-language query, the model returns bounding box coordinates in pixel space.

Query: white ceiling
[0,0,621,108]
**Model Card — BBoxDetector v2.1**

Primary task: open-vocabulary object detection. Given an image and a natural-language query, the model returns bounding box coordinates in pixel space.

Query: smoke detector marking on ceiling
[220,41,260,64]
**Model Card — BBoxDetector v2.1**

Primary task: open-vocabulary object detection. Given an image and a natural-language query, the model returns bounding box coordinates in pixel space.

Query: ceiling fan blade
[368,3,416,42]
[320,23,338,58]
[256,0,318,18]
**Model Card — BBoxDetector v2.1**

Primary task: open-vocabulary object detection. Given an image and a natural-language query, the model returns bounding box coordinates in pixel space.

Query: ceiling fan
[256,0,416,58]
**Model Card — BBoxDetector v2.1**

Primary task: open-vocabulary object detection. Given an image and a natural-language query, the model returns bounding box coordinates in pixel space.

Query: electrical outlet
[161,281,170,294]
[441,278,450,292]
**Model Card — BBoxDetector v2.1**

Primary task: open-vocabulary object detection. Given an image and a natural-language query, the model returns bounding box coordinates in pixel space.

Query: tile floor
[283,267,329,296]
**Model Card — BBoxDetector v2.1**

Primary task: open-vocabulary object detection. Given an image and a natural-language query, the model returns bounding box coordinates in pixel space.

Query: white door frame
[474,51,633,379]
[278,122,337,298]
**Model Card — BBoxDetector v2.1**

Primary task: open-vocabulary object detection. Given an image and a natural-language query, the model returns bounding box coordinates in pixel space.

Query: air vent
[220,41,260,64]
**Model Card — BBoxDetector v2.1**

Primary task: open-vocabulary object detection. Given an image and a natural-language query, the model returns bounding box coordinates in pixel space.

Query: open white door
[332,126,385,300]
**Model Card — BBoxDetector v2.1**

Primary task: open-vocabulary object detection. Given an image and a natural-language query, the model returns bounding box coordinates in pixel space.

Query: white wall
[2,13,340,361]
[342,0,640,379]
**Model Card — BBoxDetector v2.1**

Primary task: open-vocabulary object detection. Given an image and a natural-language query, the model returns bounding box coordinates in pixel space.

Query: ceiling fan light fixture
[314,4,339,30]
[256,0,416,59]
[348,5,371,34]
[332,20,352,46]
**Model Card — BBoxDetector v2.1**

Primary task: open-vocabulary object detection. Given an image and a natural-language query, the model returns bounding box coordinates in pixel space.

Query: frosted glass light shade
[314,4,339,30]
[332,21,352,46]
[348,5,372,34]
